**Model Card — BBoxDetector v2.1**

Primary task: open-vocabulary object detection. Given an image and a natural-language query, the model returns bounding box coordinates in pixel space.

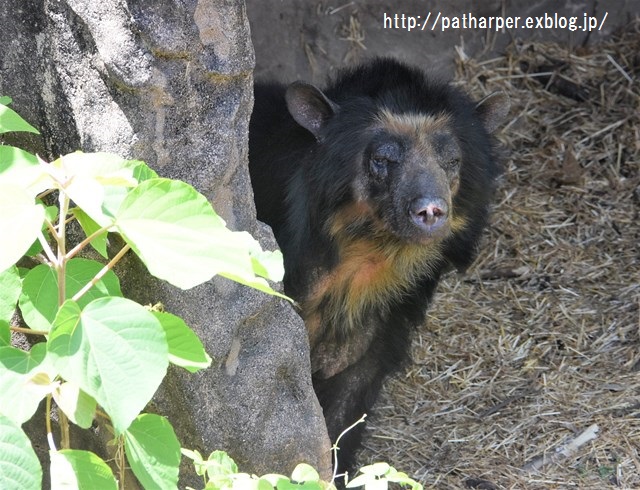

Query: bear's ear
[475,92,510,134]
[285,81,338,141]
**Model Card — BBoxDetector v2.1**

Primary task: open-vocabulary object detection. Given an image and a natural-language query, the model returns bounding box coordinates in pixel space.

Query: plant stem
[71,244,131,302]
[117,436,126,490]
[55,191,71,450]
[38,229,57,265]
[57,191,70,308]
[45,394,57,451]
[66,224,111,260]
[331,414,366,484]
[10,326,50,336]
[60,411,70,449]
[45,219,58,240]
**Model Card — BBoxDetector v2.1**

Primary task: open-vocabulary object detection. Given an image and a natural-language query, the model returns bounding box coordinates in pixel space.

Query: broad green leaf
[124,414,180,490]
[181,448,208,477]
[276,480,322,490]
[115,178,234,289]
[153,311,211,372]
[52,382,97,429]
[0,265,21,323]
[346,473,385,489]
[291,464,320,483]
[50,450,117,490]
[206,450,238,475]
[131,161,158,182]
[0,414,42,490]
[216,231,286,298]
[55,152,139,183]
[359,463,390,476]
[0,343,46,374]
[0,96,12,105]
[203,450,238,487]
[115,178,284,294]
[386,471,422,490]
[0,104,39,134]
[23,205,58,258]
[0,343,58,424]
[257,478,278,490]
[249,247,285,282]
[218,270,288,301]
[50,152,138,227]
[0,146,38,170]
[70,208,108,258]
[260,474,288,487]
[19,258,122,332]
[0,185,45,273]
[48,298,168,433]
[0,321,9,346]
[0,155,51,197]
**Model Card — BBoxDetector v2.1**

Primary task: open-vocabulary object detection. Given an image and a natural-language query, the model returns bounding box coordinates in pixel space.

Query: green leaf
[0,150,50,197]
[0,343,57,424]
[291,464,320,483]
[257,478,278,490]
[0,96,12,106]
[0,321,9,347]
[0,343,46,374]
[0,104,39,134]
[0,414,42,490]
[23,205,58,257]
[181,448,207,476]
[50,450,117,490]
[346,474,385,489]
[19,258,122,332]
[124,414,181,490]
[52,382,97,429]
[203,450,239,487]
[249,247,285,282]
[50,152,138,227]
[153,311,211,372]
[71,208,108,258]
[0,185,45,274]
[55,152,139,184]
[131,161,158,182]
[0,146,38,171]
[206,450,238,475]
[115,178,285,295]
[260,474,288,487]
[276,480,321,490]
[359,463,390,476]
[115,178,235,289]
[0,265,21,323]
[48,298,168,433]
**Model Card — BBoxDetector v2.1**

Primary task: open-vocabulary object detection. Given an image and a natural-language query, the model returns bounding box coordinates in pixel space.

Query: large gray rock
[1,0,331,484]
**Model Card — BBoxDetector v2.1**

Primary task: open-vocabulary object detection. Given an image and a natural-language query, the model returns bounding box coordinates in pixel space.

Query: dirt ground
[246,2,639,489]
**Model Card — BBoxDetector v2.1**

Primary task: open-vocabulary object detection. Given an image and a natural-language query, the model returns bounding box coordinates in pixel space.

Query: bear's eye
[367,140,403,179]
[369,155,390,179]
[444,157,461,173]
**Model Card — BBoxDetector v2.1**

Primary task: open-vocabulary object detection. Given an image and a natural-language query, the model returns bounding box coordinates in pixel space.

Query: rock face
[0,0,331,484]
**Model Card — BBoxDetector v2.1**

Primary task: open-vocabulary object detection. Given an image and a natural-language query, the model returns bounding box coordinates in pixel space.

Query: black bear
[249,58,509,474]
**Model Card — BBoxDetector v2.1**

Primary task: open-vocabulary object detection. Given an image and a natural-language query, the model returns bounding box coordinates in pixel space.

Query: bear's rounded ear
[285,81,338,141]
[475,92,510,134]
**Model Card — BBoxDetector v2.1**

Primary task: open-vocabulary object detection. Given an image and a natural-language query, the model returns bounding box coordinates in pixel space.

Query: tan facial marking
[376,109,452,145]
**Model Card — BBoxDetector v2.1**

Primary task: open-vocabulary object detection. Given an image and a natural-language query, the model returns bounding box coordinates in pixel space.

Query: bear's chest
[301,239,442,343]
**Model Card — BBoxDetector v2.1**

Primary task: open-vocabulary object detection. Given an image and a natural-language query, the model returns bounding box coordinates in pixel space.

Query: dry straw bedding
[357,20,640,490]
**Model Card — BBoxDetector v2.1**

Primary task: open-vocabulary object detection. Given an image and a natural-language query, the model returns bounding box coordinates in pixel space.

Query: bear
[248,57,509,476]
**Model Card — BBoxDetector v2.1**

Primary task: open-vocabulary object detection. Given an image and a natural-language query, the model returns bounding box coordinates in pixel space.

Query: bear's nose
[409,197,448,232]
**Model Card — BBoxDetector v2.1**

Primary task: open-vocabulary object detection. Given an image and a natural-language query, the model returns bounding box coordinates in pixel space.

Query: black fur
[249,58,508,475]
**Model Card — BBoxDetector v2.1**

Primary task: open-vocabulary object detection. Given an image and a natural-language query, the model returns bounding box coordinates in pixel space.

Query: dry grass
[357,20,640,490]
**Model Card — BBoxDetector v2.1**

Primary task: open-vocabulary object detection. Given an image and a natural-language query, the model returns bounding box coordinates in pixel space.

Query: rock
[0,0,331,484]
